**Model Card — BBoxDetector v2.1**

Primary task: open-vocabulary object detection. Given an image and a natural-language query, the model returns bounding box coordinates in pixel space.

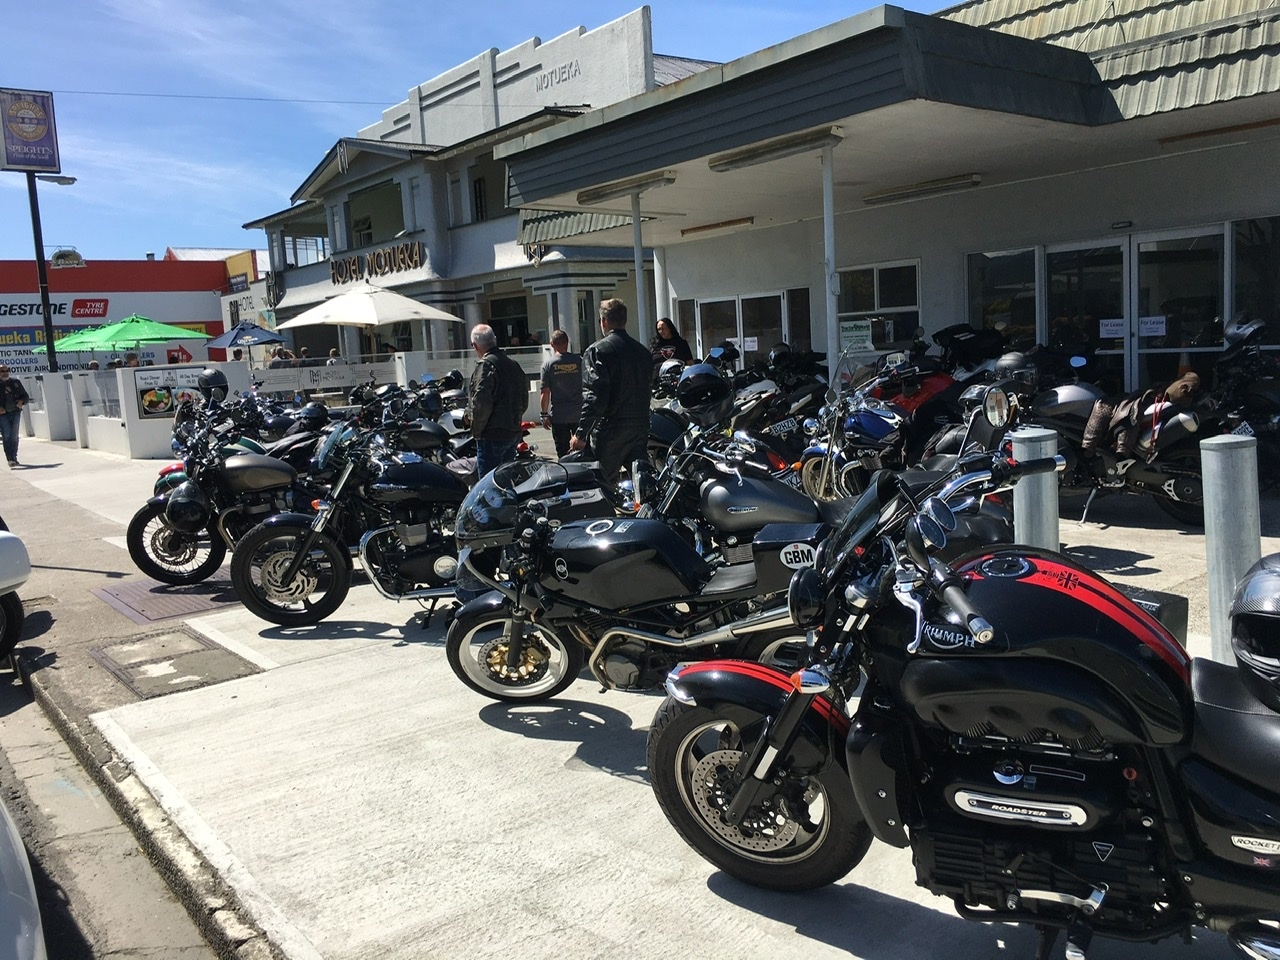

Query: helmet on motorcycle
[1230,554,1280,711]
[298,401,328,429]
[1224,313,1266,348]
[657,358,684,387]
[768,343,791,367]
[676,363,733,427]
[197,367,229,403]
[164,481,212,534]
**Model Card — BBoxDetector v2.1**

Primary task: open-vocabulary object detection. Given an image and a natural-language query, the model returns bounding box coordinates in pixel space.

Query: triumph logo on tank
[780,543,816,569]
[923,623,970,649]
[1232,836,1280,855]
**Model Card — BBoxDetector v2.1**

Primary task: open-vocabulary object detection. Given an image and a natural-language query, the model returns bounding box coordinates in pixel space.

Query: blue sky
[1,1,948,263]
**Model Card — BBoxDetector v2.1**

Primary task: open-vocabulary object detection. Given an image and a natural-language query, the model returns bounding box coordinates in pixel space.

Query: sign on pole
[1,89,60,173]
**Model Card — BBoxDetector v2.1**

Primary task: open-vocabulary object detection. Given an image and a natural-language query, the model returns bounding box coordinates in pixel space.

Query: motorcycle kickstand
[1032,924,1058,960]
[1078,486,1099,526]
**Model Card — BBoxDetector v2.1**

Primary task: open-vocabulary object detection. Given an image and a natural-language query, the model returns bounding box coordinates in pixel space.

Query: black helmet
[676,363,733,427]
[164,481,211,534]
[298,401,328,428]
[1231,554,1280,711]
[197,367,229,403]
[1224,313,1265,347]
[768,343,791,366]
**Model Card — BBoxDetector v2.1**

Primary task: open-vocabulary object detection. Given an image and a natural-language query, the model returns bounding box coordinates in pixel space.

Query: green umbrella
[32,325,108,354]
[82,314,212,349]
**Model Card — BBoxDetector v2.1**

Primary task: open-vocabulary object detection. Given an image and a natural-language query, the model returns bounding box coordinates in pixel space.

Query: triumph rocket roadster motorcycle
[647,445,1280,960]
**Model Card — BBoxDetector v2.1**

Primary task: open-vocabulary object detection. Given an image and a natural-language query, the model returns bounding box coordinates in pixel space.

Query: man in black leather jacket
[570,298,653,479]
[466,323,528,480]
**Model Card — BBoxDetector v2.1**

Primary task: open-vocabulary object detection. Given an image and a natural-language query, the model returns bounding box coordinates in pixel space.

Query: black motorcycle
[646,451,1280,960]
[229,386,465,626]
[1205,313,1280,484]
[444,382,1015,703]
[126,400,323,585]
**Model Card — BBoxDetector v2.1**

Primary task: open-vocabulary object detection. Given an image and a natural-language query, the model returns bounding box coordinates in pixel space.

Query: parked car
[0,525,29,659]
[0,792,47,960]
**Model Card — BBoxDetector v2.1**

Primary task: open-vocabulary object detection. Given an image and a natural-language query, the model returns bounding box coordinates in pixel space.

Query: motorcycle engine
[594,637,678,690]
[913,747,1174,928]
[365,507,458,590]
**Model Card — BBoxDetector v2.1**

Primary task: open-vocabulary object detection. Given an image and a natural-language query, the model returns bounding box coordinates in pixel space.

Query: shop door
[696,294,786,366]
[1130,229,1224,389]
[697,299,738,359]
[1045,244,1127,395]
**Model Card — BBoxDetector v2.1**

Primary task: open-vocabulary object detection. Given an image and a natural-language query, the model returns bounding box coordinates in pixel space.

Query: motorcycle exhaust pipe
[358,527,459,603]
[1228,920,1280,959]
[595,605,793,652]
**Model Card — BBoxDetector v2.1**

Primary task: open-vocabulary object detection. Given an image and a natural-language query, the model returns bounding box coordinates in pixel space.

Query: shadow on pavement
[478,698,650,783]
[1062,544,1159,577]
[257,619,399,641]
[18,609,53,642]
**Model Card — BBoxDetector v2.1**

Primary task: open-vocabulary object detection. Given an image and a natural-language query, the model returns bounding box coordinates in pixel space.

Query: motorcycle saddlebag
[751,523,829,597]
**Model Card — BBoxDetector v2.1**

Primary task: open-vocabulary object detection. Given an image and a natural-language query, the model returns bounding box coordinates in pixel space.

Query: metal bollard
[1203,434,1261,663]
[1012,427,1059,552]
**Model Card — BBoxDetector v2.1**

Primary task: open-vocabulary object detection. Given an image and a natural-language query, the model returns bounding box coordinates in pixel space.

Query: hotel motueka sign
[330,241,423,285]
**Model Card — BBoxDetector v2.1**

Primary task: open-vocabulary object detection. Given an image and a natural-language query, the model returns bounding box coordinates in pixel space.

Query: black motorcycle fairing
[845,713,910,848]
[665,661,852,778]
[545,518,709,609]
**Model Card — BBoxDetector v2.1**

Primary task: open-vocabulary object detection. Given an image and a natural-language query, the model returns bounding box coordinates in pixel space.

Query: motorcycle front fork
[724,670,830,825]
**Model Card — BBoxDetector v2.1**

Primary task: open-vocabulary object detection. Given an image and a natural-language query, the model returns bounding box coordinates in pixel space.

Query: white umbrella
[276,282,463,329]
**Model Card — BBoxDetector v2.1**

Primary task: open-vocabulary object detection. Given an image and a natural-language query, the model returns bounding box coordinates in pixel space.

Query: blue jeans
[475,438,518,483]
[0,410,20,463]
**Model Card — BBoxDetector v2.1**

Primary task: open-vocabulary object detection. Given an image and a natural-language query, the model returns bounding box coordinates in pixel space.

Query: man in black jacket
[569,298,653,479]
[0,365,29,467]
[466,323,527,480]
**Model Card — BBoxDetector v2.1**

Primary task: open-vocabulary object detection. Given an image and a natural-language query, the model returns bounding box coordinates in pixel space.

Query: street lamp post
[25,173,76,373]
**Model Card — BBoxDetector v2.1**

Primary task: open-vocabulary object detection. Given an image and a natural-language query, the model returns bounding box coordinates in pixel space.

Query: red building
[0,258,227,372]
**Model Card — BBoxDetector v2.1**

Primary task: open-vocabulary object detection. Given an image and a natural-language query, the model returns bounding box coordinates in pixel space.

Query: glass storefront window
[1136,235,1223,351]
[966,249,1035,344]
[837,261,919,352]
[1235,217,1280,345]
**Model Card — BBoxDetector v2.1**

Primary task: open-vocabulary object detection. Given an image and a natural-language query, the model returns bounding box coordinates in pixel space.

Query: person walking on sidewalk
[539,330,582,458]
[0,366,29,467]
[569,298,653,479]
[465,323,527,480]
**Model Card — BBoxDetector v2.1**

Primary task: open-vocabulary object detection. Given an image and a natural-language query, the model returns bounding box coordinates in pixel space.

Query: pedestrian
[299,346,311,364]
[465,323,527,480]
[570,298,653,479]
[87,360,99,371]
[231,348,244,362]
[539,329,582,458]
[124,352,140,368]
[0,365,29,467]
[326,348,341,365]
[268,347,293,369]
[649,317,693,371]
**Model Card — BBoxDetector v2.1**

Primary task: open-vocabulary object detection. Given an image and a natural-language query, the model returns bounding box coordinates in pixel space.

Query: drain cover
[91,631,260,699]
[94,577,238,624]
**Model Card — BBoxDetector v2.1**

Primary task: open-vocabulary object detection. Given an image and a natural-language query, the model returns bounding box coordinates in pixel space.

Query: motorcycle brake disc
[260,551,319,601]
[480,635,549,685]
[690,749,799,851]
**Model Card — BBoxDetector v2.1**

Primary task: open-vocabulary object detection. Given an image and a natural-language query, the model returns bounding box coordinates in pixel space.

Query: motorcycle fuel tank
[899,548,1191,747]
[1034,382,1105,419]
[699,475,818,534]
[542,517,708,610]
[368,459,468,505]
[222,454,298,494]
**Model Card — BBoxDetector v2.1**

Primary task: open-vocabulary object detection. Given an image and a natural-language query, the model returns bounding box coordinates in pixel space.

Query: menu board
[133,366,204,419]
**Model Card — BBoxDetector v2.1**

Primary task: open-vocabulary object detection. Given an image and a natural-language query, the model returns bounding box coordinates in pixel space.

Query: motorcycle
[646,448,1280,960]
[228,385,467,626]
[1205,313,1280,484]
[444,380,1016,703]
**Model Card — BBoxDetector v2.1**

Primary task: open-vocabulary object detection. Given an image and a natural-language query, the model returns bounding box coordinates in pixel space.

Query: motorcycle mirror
[408,379,419,389]
[906,514,947,569]
[921,496,957,533]
[982,387,1012,428]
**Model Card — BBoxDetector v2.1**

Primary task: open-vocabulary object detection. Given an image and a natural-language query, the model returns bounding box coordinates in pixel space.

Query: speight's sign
[330,241,424,285]
[1,89,60,173]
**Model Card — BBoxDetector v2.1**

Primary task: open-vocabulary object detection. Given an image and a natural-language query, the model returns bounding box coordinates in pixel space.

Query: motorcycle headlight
[787,567,824,628]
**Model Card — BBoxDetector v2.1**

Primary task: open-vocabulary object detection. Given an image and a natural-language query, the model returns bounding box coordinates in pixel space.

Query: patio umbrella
[276,282,462,330]
[205,320,285,350]
[32,324,109,354]
[85,314,212,349]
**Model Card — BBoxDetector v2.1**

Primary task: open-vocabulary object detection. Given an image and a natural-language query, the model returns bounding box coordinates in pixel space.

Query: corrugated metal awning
[517,210,641,244]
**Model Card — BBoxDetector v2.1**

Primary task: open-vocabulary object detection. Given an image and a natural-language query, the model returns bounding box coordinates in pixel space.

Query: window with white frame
[837,260,919,352]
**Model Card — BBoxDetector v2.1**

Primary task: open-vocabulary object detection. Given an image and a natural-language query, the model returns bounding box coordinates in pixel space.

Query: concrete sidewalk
[3,436,1275,960]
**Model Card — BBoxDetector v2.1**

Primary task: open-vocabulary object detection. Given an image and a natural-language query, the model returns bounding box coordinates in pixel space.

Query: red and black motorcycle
[648,450,1280,960]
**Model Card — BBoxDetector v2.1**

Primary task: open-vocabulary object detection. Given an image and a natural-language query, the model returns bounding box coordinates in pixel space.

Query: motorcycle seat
[1191,658,1280,795]
[701,562,758,596]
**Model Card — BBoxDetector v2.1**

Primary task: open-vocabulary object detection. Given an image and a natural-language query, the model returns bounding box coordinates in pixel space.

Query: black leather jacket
[467,348,527,441]
[578,328,653,436]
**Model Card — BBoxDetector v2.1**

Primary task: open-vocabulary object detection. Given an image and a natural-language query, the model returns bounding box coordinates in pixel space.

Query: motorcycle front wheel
[230,525,350,626]
[799,455,844,502]
[126,501,227,585]
[0,592,24,659]
[445,608,583,701]
[647,698,870,891]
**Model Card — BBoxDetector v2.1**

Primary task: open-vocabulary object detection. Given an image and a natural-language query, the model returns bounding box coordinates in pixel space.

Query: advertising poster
[1,89,60,173]
[133,367,204,420]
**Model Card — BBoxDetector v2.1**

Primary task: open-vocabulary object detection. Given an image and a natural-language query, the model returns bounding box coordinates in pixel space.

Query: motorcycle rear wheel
[230,525,350,626]
[647,698,870,891]
[126,501,227,585]
[445,609,583,701]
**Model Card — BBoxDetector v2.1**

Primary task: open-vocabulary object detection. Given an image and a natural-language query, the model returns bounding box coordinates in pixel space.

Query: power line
[54,89,387,106]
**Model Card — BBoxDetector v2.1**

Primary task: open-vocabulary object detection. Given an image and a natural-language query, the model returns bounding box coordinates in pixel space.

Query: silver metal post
[1012,427,1059,551]
[1203,434,1261,663]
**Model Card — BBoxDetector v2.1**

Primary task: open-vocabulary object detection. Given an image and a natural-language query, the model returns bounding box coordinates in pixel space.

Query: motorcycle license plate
[770,417,798,435]
[1232,420,1256,437]
[781,471,803,489]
